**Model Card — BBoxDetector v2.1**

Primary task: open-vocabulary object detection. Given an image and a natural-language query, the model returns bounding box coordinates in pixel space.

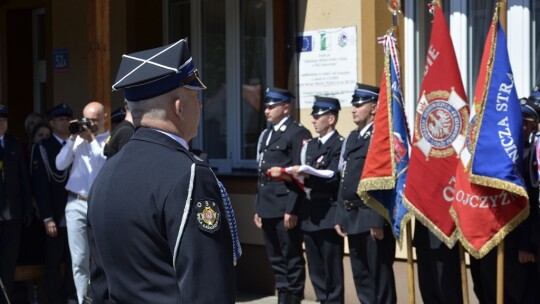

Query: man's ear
[328,114,336,125]
[370,102,377,115]
[175,99,183,118]
[283,104,291,115]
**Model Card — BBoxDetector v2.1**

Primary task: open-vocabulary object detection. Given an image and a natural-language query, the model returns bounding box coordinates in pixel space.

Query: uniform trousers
[0,220,21,304]
[66,197,90,304]
[347,225,396,304]
[261,217,305,298]
[415,243,462,304]
[470,246,539,304]
[44,227,75,304]
[303,229,344,304]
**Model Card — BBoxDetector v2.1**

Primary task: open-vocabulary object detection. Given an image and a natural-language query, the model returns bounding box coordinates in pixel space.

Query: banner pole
[497,241,505,304]
[459,245,469,304]
[406,221,415,304]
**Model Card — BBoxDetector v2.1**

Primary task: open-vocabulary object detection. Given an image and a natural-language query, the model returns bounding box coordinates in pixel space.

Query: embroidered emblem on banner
[415,89,468,159]
[195,199,220,233]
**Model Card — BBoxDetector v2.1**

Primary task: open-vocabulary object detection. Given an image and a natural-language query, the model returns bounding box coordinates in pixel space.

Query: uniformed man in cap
[334,83,396,304]
[528,86,540,283]
[254,87,311,304]
[103,102,134,159]
[31,103,76,304]
[87,38,239,303]
[0,105,32,304]
[465,96,540,304]
[289,96,344,304]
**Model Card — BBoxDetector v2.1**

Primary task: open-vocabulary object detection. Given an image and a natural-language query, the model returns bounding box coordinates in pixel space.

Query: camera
[69,118,92,134]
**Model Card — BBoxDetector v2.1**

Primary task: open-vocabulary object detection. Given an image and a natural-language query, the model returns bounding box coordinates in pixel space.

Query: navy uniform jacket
[87,128,235,304]
[103,120,135,159]
[301,132,343,231]
[256,117,312,218]
[0,134,32,220]
[334,126,385,234]
[30,137,69,223]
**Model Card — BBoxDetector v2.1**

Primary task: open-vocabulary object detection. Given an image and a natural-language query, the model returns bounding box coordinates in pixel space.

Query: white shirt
[266,115,290,145]
[359,121,374,137]
[319,130,335,145]
[56,131,109,196]
[155,129,188,150]
[52,133,67,146]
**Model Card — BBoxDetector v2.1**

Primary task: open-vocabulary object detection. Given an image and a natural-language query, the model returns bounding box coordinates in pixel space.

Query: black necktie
[317,139,322,149]
[62,141,66,146]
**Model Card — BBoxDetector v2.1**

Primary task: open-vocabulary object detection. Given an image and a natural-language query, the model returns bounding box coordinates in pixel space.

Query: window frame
[403,0,535,133]
[165,0,274,174]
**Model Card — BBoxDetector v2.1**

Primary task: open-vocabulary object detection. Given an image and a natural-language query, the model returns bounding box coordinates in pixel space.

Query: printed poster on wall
[296,26,357,109]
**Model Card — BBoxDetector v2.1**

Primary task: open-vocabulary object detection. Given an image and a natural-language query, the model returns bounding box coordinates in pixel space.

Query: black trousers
[415,243,463,304]
[470,244,540,304]
[303,229,344,304]
[347,225,396,304]
[261,217,305,298]
[0,220,21,304]
[44,227,75,304]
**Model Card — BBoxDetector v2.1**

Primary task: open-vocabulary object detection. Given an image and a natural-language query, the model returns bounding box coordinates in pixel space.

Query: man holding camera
[56,101,108,304]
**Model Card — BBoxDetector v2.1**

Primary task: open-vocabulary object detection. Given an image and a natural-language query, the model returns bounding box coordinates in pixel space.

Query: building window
[199,0,227,160]
[167,0,270,173]
[467,1,496,96]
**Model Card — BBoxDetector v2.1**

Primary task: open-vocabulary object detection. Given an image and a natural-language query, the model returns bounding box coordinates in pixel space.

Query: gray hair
[127,96,171,122]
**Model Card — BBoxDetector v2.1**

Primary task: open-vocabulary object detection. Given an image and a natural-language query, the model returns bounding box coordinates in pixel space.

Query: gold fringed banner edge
[403,196,458,248]
[358,177,394,233]
[450,203,529,259]
[396,213,413,250]
[468,174,528,199]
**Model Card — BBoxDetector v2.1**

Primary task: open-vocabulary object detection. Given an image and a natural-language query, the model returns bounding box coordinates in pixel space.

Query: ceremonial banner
[358,29,410,243]
[451,10,529,258]
[403,5,468,247]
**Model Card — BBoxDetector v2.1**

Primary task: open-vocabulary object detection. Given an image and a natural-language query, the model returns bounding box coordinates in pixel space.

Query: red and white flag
[403,4,469,247]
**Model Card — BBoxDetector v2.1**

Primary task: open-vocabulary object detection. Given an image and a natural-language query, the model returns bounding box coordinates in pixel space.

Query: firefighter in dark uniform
[87,39,240,304]
[30,103,75,304]
[334,83,396,304]
[253,87,312,304]
[0,105,32,304]
[290,96,344,304]
[469,96,540,304]
[529,86,540,283]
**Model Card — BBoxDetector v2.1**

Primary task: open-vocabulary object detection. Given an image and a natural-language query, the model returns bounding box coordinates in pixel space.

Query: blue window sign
[53,48,69,71]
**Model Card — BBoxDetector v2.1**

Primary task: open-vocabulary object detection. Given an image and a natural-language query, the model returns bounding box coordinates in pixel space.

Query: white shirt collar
[359,121,374,137]
[273,116,290,132]
[319,130,335,144]
[53,133,67,145]
[154,129,189,150]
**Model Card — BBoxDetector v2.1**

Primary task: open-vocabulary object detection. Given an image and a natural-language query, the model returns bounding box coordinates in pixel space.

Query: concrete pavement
[236,259,479,304]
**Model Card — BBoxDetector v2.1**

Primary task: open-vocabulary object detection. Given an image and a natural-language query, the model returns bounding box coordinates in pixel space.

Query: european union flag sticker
[297,36,312,52]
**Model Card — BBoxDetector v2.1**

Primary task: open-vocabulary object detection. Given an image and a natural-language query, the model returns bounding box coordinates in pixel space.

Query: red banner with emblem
[450,8,529,258]
[403,4,469,247]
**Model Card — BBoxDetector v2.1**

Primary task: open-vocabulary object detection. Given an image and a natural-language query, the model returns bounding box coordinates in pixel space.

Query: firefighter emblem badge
[195,199,220,233]
[415,88,468,158]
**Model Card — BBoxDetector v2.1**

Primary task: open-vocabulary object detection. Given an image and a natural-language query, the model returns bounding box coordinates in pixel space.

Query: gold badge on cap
[195,199,220,233]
